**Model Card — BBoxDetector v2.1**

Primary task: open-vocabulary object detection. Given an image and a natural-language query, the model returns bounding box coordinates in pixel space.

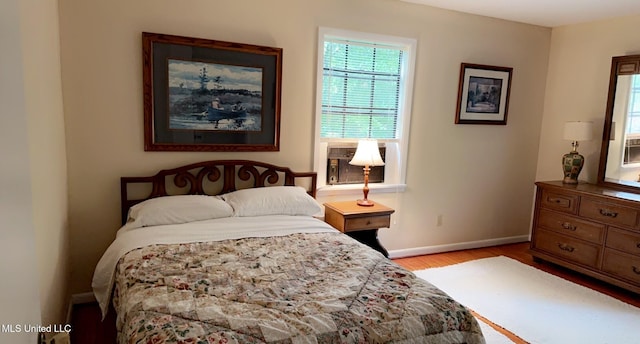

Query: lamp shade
[349,139,384,167]
[563,121,593,141]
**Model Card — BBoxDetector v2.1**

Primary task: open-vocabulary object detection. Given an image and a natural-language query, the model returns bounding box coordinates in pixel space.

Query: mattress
[93,215,485,343]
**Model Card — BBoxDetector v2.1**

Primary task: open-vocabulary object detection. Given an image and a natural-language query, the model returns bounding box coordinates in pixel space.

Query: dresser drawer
[579,197,638,228]
[540,190,578,214]
[602,249,640,285]
[537,209,605,244]
[606,227,640,256]
[532,182,640,293]
[533,229,601,268]
[344,215,390,232]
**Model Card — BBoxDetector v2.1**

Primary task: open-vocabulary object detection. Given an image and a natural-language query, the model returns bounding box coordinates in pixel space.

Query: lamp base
[562,151,584,184]
[356,199,375,207]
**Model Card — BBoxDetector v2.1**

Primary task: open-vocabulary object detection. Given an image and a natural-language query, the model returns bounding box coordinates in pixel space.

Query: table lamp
[349,139,384,206]
[562,121,593,184]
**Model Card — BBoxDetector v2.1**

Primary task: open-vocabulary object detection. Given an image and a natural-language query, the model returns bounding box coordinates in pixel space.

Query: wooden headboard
[120,160,317,225]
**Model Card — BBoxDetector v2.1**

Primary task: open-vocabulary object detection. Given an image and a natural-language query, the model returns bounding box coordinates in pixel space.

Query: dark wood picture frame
[455,63,513,125]
[143,32,282,151]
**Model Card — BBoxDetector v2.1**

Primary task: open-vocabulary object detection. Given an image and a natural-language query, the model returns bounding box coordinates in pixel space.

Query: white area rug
[414,256,640,344]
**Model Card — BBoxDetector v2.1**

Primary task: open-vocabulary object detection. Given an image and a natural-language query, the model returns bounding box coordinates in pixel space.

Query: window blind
[320,38,403,139]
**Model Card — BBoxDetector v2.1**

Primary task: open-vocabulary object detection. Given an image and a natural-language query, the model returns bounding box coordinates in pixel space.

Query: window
[313,27,416,194]
[625,75,640,134]
[623,75,640,165]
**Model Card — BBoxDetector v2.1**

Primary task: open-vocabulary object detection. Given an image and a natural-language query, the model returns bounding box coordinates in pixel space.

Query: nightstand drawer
[602,249,640,285]
[606,227,640,256]
[323,201,394,257]
[579,197,638,228]
[533,229,601,268]
[538,209,605,244]
[540,190,578,214]
[344,215,390,232]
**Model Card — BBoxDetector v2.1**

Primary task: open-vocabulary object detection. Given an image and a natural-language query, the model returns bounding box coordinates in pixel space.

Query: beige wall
[22,0,70,325]
[0,1,45,342]
[59,0,551,293]
[536,15,640,183]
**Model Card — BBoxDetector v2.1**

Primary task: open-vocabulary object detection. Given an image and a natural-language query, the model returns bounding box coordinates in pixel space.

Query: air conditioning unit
[327,145,385,185]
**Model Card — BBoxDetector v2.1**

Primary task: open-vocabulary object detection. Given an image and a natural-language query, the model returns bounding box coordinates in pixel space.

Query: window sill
[316,183,407,197]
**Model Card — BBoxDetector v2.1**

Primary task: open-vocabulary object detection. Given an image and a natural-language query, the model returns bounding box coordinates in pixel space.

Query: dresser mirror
[597,54,640,192]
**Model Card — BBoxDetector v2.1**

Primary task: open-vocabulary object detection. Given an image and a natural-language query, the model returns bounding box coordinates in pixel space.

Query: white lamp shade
[563,121,593,141]
[349,139,385,166]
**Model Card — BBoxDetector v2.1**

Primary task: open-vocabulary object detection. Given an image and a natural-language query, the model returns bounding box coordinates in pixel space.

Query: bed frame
[120,160,317,225]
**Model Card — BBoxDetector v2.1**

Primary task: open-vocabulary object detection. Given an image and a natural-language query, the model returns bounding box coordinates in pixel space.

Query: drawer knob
[633,266,640,275]
[599,209,618,218]
[636,242,640,249]
[557,243,575,253]
[561,222,577,231]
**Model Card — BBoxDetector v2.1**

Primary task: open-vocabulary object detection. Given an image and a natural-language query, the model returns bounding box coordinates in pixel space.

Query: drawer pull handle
[557,243,575,253]
[599,209,618,218]
[633,266,640,275]
[561,222,577,231]
[636,242,640,249]
[549,197,563,204]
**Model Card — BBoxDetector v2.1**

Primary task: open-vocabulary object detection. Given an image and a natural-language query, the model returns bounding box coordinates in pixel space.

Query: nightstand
[323,200,395,257]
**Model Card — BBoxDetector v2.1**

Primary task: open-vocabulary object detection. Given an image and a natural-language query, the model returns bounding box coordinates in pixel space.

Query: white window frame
[313,27,417,196]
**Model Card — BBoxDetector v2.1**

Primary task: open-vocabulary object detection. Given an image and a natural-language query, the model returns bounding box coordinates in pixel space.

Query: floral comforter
[111,231,484,343]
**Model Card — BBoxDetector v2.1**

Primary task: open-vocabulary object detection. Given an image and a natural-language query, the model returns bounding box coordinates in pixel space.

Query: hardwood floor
[69,302,116,344]
[70,242,639,343]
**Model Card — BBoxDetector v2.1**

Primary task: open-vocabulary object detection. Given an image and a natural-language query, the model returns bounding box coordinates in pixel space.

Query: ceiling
[401,0,640,27]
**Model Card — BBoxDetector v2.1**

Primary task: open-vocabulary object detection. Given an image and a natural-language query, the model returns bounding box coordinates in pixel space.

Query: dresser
[530,181,640,294]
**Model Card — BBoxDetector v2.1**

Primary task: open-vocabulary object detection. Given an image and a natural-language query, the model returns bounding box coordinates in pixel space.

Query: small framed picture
[455,63,513,125]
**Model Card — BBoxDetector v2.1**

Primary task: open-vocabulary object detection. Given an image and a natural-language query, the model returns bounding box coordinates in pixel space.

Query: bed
[92,160,485,343]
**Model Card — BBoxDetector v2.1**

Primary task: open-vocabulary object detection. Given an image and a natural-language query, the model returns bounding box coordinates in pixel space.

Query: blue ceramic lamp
[562,121,593,184]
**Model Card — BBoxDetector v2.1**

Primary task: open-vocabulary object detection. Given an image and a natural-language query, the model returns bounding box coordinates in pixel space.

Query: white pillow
[125,195,234,229]
[221,186,321,217]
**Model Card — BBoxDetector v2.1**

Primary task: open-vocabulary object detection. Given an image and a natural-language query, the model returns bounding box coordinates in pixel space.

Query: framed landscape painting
[455,63,513,125]
[142,32,282,151]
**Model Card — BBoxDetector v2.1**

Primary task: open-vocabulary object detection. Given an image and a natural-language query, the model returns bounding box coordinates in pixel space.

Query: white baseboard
[70,292,96,304]
[388,235,530,259]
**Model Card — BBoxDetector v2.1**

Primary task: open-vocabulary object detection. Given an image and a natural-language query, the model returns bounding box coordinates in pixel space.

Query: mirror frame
[597,54,640,193]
